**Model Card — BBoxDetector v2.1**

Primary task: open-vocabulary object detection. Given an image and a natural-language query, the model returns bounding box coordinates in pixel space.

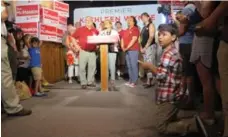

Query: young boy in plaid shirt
[139,24,199,136]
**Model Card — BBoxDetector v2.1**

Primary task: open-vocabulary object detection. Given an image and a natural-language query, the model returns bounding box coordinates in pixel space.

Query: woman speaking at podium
[99,19,120,91]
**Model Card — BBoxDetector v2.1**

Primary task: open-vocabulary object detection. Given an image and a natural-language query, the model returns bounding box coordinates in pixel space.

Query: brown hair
[141,12,152,23]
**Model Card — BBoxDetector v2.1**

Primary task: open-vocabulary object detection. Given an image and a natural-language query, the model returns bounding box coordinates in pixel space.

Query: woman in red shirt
[121,16,140,88]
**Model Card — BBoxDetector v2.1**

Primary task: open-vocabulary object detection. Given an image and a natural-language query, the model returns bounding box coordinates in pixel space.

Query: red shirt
[122,26,140,51]
[118,30,125,39]
[72,26,99,51]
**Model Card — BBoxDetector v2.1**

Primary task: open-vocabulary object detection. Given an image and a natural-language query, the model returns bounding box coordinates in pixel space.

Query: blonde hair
[104,19,113,29]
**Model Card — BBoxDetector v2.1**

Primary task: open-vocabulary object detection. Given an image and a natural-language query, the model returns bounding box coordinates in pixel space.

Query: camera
[157,5,171,15]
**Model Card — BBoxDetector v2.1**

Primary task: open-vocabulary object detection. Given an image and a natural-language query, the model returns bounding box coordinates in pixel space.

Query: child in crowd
[139,24,199,136]
[29,37,46,97]
[66,28,80,84]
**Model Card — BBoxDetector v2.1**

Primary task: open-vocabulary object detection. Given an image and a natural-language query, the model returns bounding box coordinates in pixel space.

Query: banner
[58,15,67,30]
[74,4,165,30]
[56,28,64,43]
[40,7,59,26]
[39,24,57,42]
[15,4,40,23]
[54,1,69,17]
[158,0,185,10]
[16,22,39,37]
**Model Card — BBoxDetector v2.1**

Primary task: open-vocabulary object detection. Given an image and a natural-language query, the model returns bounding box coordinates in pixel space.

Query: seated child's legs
[155,102,197,135]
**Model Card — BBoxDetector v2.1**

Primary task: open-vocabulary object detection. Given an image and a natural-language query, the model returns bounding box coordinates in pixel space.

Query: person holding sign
[99,19,120,91]
[121,16,140,88]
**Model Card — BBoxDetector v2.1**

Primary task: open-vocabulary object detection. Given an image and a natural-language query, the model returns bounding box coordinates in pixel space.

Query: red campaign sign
[16,4,40,23]
[16,22,39,37]
[40,7,59,26]
[158,0,185,10]
[56,28,65,43]
[39,24,57,42]
[54,1,69,17]
[58,15,67,30]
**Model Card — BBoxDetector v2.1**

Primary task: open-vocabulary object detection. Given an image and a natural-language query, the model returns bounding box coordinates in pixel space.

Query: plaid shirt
[156,45,184,104]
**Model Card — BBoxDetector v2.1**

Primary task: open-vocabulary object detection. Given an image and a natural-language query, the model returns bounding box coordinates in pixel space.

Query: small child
[66,35,79,84]
[139,24,198,136]
[28,37,46,97]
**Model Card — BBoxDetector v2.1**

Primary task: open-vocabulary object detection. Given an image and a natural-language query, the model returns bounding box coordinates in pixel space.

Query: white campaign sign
[74,4,166,30]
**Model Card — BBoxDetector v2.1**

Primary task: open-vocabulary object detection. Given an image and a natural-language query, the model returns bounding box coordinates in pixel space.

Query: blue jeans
[126,51,139,83]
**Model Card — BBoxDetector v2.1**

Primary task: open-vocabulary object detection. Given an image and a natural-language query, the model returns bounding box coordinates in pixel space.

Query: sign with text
[58,15,67,30]
[39,24,57,42]
[40,7,59,26]
[56,28,64,43]
[54,1,69,17]
[15,4,40,23]
[74,4,165,30]
[16,22,39,37]
[158,0,185,10]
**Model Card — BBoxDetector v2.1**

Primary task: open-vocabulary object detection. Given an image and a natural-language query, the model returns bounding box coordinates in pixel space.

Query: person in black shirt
[140,12,156,88]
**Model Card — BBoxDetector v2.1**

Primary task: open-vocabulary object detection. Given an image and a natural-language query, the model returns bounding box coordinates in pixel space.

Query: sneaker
[69,79,73,84]
[41,88,50,92]
[87,83,96,87]
[81,85,87,89]
[129,83,136,88]
[33,92,47,97]
[125,82,131,86]
[29,88,35,95]
[8,108,32,117]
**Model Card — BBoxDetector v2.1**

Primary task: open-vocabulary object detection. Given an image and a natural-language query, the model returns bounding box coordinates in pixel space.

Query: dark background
[64,1,158,24]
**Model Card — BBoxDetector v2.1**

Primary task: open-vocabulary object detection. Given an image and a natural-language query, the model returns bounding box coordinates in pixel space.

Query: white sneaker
[69,79,73,84]
[125,82,131,86]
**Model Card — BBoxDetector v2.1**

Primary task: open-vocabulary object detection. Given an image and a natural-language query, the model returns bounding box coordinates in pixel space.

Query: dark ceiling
[64,1,158,24]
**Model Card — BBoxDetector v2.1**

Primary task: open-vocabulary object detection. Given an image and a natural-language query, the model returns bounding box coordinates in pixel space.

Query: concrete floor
[2,80,201,137]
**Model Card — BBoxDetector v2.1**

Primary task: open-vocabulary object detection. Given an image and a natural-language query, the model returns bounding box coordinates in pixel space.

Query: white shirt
[99,29,120,52]
[19,46,30,68]
[1,22,7,36]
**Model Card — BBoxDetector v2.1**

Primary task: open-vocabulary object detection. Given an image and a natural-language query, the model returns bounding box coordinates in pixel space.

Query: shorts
[31,67,42,80]
[179,44,195,77]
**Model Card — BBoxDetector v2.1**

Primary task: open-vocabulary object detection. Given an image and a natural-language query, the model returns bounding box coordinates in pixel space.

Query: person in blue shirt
[29,37,46,97]
[173,2,197,109]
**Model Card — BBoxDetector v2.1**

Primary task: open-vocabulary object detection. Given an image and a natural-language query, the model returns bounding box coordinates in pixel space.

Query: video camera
[157,5,171,15]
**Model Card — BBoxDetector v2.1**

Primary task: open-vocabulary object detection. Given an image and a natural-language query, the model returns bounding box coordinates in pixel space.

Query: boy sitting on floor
[139,24,200,136]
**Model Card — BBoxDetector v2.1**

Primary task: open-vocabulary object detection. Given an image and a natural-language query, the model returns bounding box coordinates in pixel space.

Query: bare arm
[121,38,124,50]
[148,63,158,74]
[144,24,155,49]
[207,1,228,21]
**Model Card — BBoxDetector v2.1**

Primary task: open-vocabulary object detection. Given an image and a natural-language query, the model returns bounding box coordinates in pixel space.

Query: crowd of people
[2,1,228,137]
[62,1,228,136]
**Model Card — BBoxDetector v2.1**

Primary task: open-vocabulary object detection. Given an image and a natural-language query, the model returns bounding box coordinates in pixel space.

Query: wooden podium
[87,35,119,92]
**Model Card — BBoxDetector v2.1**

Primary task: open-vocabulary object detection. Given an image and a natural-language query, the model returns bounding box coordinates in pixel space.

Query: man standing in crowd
[196,2,228,137]
[1,1,32,116]
[72,16,99,89]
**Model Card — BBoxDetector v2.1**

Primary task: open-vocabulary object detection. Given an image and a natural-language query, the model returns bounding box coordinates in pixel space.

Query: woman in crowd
[140,12,156,88]
[16,34,31,86]
[121,16,140,88]
[65,25,80,84]
[99,19,120,91]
